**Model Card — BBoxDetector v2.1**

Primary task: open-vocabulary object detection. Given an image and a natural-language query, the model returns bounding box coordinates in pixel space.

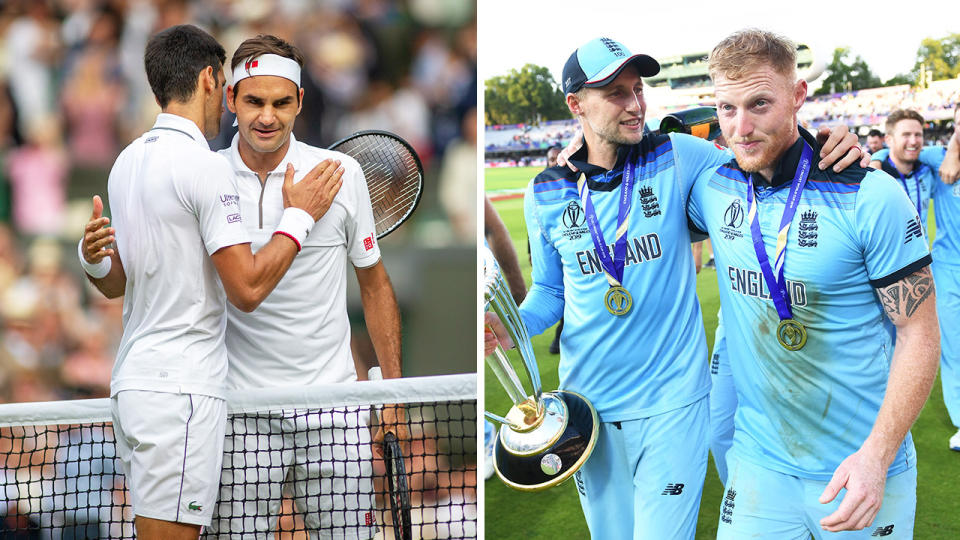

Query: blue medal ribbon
[745,142,813,322]
[886,156,923,217]
[576,150,636,289]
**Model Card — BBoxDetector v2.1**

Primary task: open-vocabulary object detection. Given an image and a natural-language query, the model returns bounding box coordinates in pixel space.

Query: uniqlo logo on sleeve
[363,234,374,251]
[364,512,373,526]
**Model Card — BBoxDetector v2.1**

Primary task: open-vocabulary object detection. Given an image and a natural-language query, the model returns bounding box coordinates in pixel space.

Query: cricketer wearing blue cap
[869,109,960,454]
[515,38,726,539]
[687,29,940,538]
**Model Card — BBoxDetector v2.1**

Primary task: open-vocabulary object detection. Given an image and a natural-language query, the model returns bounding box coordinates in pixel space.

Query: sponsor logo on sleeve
[903,216,923,244]
[363,234,375,251]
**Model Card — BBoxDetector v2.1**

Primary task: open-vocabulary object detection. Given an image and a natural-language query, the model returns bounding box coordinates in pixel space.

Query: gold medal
[604,286,632,316]
[776,319,807,351]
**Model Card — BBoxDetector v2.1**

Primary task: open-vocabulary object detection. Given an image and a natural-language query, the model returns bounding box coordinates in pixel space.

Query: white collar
[151,113,209,149]
[228,132,302,176]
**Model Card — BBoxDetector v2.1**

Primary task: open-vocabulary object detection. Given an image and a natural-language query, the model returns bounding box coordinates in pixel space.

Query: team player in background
[865,129,885,154]
[687,29,941,537]
[485,35,862,538]
[78,25,343,540]
[870,106,960,452]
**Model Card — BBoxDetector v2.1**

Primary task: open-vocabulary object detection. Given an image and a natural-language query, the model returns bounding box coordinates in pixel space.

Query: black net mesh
[0,397,477,539]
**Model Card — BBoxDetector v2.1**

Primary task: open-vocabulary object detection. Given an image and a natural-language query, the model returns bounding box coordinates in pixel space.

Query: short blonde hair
[708,28,797,82]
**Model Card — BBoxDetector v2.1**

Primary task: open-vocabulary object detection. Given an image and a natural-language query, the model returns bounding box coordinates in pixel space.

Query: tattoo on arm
[877,267,935,321]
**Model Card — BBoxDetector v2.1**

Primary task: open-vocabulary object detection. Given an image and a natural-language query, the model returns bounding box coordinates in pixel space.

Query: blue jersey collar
[879,157,921,179]
[568,138,639,192]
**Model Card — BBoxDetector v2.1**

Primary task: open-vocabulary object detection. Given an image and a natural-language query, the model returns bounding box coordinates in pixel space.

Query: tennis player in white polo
[78,25,342,540]
[206,35,407,539]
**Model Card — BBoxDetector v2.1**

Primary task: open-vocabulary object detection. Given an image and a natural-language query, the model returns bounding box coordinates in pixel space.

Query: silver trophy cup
[483,246,599,491]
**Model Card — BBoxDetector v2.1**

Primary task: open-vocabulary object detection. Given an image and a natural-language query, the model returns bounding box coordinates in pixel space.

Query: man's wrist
[77,238,111,278]
[273,207,315,251]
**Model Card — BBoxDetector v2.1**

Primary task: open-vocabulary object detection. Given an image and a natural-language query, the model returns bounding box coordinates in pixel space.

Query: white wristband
[273,207,315,251]
[77,238,111,279]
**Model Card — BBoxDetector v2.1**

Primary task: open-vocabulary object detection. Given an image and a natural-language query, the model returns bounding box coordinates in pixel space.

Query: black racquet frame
[382,432,412,540]
[329,130,424,239]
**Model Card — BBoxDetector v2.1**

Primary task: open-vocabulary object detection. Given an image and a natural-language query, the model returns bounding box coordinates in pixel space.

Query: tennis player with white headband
[84,33,407,538]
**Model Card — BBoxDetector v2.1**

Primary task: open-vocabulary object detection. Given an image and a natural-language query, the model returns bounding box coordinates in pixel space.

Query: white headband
[231,53,301,88]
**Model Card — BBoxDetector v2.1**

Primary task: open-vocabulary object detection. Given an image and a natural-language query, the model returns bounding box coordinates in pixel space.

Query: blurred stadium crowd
[0,0,477,405]
[484,79,960,165]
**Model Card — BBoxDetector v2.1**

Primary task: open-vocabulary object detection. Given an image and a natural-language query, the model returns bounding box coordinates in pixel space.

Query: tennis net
[0,373,477,539]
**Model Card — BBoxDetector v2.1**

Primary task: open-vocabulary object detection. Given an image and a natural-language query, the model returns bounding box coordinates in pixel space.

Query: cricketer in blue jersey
[483,35,863,540]
[871,113,960,453]
[687,29,940,538]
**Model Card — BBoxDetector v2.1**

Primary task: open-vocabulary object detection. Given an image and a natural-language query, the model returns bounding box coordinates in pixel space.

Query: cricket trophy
[483,245,599,491]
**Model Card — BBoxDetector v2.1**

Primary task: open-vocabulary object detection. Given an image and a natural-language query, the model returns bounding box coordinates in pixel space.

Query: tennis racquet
[329,130,424,239]
[382,431,412,540]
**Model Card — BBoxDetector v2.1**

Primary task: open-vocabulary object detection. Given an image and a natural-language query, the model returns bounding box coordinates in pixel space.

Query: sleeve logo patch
[903,216,922,244]
[227,213,242,223]
[363,234,375,251]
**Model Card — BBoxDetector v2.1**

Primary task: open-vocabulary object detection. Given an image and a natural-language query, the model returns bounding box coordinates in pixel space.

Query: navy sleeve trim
[869,254,932,289]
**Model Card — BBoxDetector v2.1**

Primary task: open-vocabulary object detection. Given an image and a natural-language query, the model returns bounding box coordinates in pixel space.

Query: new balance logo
[188,501,202,512]
[661,483,684,495]
[871,524,894,537]
[904,216,922,244]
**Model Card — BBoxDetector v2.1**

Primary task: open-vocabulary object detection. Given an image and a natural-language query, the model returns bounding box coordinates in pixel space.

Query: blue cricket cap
[562,37,660,95]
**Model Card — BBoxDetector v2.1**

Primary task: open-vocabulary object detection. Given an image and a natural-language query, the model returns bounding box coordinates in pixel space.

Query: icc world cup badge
[777,319,807,351]
[604,286,632,316]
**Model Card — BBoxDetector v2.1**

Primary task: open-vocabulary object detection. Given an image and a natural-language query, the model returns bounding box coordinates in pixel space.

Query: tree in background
[914,33,960,81]
[484,64,569,125]
[814,47,881,96]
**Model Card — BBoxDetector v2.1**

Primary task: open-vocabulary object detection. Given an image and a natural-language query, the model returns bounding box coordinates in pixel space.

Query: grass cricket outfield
[484,166,959,539]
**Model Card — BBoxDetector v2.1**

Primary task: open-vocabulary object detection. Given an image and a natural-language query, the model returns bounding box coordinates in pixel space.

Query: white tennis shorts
[204,407,376,539]
[111,390,227,526]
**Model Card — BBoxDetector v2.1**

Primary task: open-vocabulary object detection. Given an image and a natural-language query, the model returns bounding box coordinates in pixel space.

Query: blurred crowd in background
[0,0,478,404]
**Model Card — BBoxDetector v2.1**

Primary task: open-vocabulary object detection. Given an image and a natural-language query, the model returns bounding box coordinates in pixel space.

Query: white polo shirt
[109,113,251,399]
[219,133,380,389]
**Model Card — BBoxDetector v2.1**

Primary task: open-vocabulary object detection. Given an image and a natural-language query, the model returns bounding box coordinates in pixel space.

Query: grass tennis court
[484,166,959,539]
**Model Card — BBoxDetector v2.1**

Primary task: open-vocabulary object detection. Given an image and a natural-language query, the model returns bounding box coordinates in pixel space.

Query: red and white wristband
[273,207,315,251]
[77,238,112,279]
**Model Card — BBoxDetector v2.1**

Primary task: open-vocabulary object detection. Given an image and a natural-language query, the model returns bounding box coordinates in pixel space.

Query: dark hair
[144,25,226,108]
[867,129,883,138]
